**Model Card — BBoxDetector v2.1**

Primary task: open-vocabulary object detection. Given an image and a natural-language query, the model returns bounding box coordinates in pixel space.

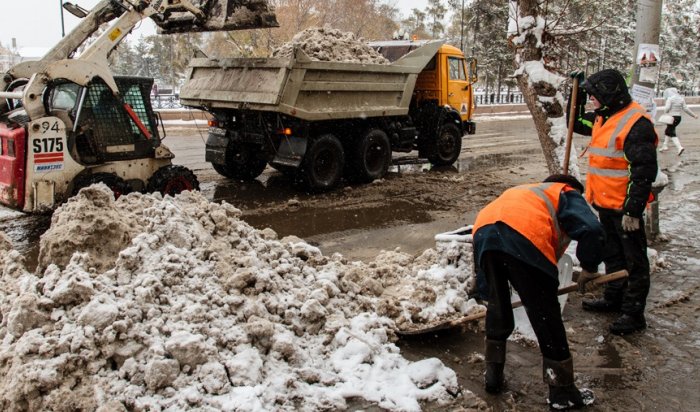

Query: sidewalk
[474,96,700,116]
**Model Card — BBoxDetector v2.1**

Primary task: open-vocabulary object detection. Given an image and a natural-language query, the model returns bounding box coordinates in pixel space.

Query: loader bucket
[154,0,279,34]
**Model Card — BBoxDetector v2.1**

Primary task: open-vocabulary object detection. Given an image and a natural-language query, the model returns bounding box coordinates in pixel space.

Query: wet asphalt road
[3,111,700,410]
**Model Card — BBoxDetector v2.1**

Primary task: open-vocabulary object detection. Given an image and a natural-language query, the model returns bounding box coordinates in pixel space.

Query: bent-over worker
[472,174,605,410]
[569,69,658,335]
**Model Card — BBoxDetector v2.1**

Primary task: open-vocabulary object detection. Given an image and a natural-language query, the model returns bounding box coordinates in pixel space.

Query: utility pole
[630,0,664,239]
[60,0,66,37]
[459,0,465,52]
[631,0,663,94]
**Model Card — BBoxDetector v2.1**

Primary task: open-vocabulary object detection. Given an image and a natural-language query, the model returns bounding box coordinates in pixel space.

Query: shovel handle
[563,78,580,175]
[397,270,629,335]
[511,269,629,309]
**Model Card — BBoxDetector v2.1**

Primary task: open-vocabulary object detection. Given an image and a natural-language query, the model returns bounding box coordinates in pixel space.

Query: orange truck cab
[414,44,477,133]
[371,40,478,135]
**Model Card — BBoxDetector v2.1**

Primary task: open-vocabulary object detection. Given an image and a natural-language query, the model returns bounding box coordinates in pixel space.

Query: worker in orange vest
[569,69,658,335]
[473,174,605,410]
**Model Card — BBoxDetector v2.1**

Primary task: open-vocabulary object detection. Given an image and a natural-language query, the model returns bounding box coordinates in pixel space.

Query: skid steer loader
[0,0,277,212]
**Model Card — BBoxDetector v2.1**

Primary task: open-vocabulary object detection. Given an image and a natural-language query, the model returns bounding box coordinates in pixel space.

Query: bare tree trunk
[508,0,579,177]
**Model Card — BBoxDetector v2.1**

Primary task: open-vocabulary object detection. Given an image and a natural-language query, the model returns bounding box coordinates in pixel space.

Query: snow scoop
[563,76,580,175]
[397,269,628,336]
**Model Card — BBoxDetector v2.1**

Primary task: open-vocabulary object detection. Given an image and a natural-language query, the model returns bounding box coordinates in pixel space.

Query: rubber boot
[659,135,669,152]
[609,313,647,335]
[543,357,594,410]
[581,297,621,313]
[484,339,506,394]
[671,137,684,156]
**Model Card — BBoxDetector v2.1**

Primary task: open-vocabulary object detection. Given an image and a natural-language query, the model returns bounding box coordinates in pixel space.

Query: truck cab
[371,40,478,134]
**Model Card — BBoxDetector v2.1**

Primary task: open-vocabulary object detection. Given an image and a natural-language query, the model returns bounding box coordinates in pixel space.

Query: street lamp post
[60,0,66,37]
[460,0,465,52]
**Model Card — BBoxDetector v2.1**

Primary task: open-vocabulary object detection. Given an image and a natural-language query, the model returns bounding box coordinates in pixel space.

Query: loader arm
[1,0,278,117]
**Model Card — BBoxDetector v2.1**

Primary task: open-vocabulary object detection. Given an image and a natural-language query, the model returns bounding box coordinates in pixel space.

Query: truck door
[446,56,471,121]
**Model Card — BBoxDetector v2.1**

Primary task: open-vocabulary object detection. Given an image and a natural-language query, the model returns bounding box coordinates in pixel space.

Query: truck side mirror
[468,58,478,83]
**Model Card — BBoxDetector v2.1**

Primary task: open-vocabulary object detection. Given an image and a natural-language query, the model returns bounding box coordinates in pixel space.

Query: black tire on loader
[301,134,345,191]
[428,123,463,166]
[348,129,391,183]
[147,165,200,197]
[212,143,267,181]
[72,172,131,199]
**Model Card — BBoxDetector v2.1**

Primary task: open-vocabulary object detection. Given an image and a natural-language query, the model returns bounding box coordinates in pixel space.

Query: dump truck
[0,0,277,212]
[179,39,478,190]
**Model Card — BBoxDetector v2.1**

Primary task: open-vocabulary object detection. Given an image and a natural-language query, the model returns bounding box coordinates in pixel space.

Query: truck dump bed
[179,41,443,121]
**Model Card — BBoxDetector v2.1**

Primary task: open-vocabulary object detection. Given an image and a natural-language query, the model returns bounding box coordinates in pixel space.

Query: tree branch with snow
[508,0,581,178]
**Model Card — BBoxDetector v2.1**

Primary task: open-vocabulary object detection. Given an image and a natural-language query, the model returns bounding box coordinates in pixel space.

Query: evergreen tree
[402,9,430,39]
[426,0,448,39]
[659,0,699,93]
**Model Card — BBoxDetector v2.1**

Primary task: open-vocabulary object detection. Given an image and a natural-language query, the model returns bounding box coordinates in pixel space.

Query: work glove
[569,70,586,83]
[577,269,601,293]
[621,215,640,232]
[567,71,588,122]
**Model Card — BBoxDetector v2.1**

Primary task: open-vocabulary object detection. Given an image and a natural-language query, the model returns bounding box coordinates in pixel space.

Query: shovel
[398,269,628,336]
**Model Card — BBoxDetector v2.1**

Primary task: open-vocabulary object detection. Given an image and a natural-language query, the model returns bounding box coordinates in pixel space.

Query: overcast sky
[1,0,429,51]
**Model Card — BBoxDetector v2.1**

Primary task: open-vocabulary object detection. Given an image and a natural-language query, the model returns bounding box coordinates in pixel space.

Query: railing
[474,92,524,105]
[151,94,183,109]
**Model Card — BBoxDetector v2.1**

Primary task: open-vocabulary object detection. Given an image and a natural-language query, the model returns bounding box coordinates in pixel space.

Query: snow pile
[273,27,389,64]
[0,185,486,411]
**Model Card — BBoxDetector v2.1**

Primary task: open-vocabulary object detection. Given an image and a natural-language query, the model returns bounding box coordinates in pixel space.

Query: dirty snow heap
[272,27,389,64]
[0,185,486,411]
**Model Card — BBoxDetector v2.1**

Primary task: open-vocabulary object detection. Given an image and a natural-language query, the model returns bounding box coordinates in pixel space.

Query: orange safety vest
[585,101,658,210]
[473,182,573,266]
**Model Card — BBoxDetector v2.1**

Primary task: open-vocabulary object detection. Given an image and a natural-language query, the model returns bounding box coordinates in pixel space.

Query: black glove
[570,71,585,83]
[566,76,588,122]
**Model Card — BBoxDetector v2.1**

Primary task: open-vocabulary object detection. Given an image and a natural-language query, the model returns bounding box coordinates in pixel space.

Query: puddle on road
[207,151,537,239]
[391,150,539,175]
[0,213,51,272]
[243,199,433,239]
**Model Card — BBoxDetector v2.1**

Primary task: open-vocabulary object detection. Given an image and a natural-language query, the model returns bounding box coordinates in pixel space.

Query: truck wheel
[212,144,267,181]
[147,165,200,197]
[428,123,463,166]
[302,134,344,190]
[72,172,131,199]
[349,129,391,183]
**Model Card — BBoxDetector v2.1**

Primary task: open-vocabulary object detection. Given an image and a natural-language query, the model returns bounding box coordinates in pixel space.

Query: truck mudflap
[271,136,307,168]
[463,120,476,135]
[205,132,228,165]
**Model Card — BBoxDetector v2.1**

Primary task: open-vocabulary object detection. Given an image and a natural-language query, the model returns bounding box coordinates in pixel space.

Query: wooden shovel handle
[563,78,580,175]
[501,269,629,311]
[398,270,629,336]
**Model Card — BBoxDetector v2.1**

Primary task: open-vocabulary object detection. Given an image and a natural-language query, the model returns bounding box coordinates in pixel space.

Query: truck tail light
[208,119,219,128]
[278,128,293,136]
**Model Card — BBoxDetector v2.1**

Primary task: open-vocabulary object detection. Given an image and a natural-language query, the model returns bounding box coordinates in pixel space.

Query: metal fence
[474,92,524,105]
[150,90,696,111]
[151,94,183,109]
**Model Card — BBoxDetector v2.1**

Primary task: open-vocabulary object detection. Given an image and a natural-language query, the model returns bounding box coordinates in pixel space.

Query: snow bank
[272,27,389,64]
[0,185,485,411]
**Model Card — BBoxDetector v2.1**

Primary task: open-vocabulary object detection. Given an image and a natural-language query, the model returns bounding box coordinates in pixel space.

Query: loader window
[122,84,154,136]
[448,57,466,81]
[49,82,81,111]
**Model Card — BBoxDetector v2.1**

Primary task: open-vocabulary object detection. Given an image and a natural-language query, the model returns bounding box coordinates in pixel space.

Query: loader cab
[46,77,161,165]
